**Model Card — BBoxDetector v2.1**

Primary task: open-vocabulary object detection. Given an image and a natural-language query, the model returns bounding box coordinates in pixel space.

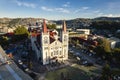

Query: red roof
[50,31,57,37]
[31,33,40,37]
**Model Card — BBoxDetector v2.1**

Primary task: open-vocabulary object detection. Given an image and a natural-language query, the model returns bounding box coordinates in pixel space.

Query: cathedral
[30,19,69,65]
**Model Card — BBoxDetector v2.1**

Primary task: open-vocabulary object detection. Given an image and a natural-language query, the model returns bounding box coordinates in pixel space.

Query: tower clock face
[44,37,48,44]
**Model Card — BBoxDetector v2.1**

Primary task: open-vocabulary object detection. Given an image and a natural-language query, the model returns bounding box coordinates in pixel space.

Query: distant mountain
[54,17,120,24]
[93,17,120,22]
[0,17,120,28]
[54,18,91,25]
[0,18,44,28]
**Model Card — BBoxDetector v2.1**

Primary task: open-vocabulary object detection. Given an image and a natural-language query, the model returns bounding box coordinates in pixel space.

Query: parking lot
[69,45,103,68]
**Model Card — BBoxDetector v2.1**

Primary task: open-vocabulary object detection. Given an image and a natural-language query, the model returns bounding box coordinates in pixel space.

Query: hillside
[0,17,120,28]
[0,18,43,28]
[93,17,120,22]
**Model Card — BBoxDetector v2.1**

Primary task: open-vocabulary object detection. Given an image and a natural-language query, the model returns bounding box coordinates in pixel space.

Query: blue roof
[5,48,17,54]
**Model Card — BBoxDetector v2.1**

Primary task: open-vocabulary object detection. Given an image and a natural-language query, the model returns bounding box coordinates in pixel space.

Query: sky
[0,0,120,20]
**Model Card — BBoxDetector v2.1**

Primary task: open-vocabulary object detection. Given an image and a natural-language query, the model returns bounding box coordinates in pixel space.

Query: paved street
[0,46,33,80]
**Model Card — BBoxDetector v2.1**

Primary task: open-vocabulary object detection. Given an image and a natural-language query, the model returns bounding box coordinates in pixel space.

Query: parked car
[95,60,103,65]
[28,72,37,79]
[76,52,80,55]
[89,53,92,56]
[19,63,29,72]
[21,52,28,58]
[85,62,94,66]
[80,59,88,65]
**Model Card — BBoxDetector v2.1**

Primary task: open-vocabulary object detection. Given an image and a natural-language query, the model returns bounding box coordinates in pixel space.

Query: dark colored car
[85,62,94,66]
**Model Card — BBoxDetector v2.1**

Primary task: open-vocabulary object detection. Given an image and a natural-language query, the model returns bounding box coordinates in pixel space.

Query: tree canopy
[14,25,29,36]
[94,38,111,59]
[112,48,120,64]
[101,64,111,80]
[12,25,30,42]
[91,21,120,33]
[47,24,56,29]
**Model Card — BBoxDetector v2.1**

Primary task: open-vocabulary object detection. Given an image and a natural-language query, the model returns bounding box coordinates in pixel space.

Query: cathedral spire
[43,19,48,33]
[62,20,66,32]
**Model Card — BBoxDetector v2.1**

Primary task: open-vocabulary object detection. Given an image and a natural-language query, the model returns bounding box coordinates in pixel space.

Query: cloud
[74,7,89,13]
[41,6,70,13]
[62,2,70,7]
[102,14,120,17]
[93,10,100,13]
[41,6,53,11]
[55,8,70,13]
[82,7,89,10]
[14,0,36,8]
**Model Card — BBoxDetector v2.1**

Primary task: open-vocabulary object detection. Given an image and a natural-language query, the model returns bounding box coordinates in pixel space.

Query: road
[0,46,33,80]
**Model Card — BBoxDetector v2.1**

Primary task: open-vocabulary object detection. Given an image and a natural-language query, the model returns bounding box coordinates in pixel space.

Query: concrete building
[108,37,120,49]
[31,20,69,65]
[76,29,90,35]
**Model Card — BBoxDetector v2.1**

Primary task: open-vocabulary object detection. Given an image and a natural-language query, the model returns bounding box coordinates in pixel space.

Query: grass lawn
[45,64,101,80]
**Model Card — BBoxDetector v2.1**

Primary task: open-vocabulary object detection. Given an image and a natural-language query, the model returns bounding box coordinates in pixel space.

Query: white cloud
[102,14,120,17]
[55,8,70,13]
[41,6,70,13]
[41,6,53,11]
[14,0,36,8]
[62,2,70,7]
[93,10,100,13]
[74,7,89,13]
[82,7,89,10]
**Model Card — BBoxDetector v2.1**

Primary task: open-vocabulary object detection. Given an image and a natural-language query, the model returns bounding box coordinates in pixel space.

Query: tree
[12,25,29,42]
[14,25,29,36]
[47,24,56,29]
[101,64,111,80]
[94,38,111,59]
[0,36,9,46]
[90,21,120,33]
[112,48,120,65]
